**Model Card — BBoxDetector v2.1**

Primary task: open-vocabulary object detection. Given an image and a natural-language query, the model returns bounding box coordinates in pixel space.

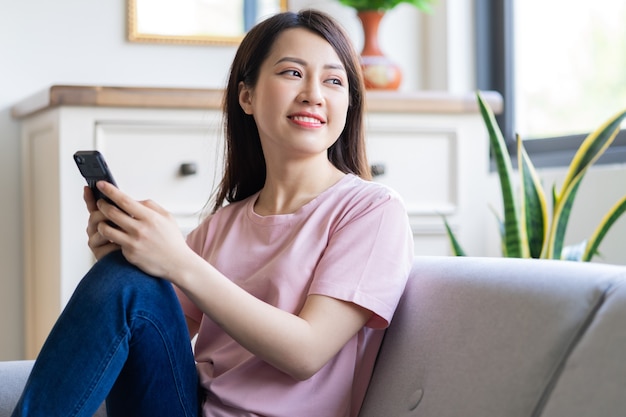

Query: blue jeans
[12,251,200,417]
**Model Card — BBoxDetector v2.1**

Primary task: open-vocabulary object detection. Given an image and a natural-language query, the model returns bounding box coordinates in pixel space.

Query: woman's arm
[93,180,372,380]
[174,254,372,380]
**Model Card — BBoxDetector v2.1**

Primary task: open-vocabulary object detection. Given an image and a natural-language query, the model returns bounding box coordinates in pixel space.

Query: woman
[12,9,413,417]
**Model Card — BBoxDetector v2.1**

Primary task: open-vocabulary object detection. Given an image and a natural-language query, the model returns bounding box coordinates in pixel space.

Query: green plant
[443,91,626,261]
[337,0,436,12]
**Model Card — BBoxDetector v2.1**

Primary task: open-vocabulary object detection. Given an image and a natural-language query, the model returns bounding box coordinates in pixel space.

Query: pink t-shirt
[176,174,414,417]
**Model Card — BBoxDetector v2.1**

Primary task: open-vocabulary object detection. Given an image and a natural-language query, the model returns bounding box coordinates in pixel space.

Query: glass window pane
[514,0,626,139]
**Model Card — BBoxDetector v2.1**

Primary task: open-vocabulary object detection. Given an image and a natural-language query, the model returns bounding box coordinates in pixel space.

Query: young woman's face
[239,28,350,166]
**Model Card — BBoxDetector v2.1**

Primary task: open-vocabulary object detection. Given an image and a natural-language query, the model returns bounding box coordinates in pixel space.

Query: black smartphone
[73,150,118,207]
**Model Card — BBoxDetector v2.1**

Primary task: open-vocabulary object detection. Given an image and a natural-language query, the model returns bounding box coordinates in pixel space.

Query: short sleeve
[308,190,414,329]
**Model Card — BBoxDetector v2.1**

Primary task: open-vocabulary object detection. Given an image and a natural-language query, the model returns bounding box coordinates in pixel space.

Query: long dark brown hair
[212,9,370,213]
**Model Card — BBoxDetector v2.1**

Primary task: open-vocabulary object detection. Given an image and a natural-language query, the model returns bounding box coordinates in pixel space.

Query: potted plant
[443,91,626,262]
[337,0,437,89]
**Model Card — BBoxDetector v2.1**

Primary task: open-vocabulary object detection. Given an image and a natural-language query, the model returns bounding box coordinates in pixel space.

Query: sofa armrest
[0,360,34,417]
[359,256,626,417]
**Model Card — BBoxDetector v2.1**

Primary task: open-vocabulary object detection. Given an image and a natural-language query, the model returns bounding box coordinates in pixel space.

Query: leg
[12,251,199,417]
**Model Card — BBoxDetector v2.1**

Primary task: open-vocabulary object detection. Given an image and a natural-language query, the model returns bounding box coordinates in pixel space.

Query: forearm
[170,252,369,380]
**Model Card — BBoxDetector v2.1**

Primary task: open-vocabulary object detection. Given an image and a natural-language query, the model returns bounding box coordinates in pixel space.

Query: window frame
[474,0,626,169]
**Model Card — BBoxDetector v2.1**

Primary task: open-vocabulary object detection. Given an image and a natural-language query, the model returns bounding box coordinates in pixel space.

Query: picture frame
[127,0,289,46]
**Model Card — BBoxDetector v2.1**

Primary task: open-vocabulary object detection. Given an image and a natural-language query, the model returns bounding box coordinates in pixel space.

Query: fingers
[140,198,170,217]
[87,210,113,243]
[88,232,120,257]
[87,209,106,233]
[91,242,121,261]
[96,200,127,229]
[86,209,121,260]
[96,182,173,230]
[90,181,186,277]
[95,181,139,227]
[84,183,128,260]
[93,184,142,246]
[96,180,130,211]
[83,186,98,212]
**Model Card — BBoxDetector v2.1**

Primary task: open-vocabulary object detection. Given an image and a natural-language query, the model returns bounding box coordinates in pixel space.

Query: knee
[77,251,174,307]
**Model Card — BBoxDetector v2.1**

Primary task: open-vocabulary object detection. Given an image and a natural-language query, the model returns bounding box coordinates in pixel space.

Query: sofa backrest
[359,256,626,417]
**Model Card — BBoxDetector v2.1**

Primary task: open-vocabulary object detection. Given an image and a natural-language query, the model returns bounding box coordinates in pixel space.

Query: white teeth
[292,116,322,124]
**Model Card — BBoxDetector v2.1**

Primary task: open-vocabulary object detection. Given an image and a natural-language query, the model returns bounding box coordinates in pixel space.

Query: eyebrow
[275,56,346,71]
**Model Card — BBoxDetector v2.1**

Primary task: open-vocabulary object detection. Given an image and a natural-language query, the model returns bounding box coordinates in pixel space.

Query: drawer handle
[370,163,386,177]
[179,162,198,176]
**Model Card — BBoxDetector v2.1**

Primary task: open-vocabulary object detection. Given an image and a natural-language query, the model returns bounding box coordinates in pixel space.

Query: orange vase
[357,10,402,90]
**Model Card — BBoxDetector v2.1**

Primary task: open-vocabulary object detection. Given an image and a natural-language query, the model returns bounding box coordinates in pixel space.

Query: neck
[255,161,345,215]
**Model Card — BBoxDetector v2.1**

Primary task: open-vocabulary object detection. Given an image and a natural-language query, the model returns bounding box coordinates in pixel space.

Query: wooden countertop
[11,85,502,119]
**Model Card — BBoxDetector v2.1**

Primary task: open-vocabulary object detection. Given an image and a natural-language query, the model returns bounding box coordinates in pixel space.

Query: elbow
[282,355,326,381]
[289,365,321,382]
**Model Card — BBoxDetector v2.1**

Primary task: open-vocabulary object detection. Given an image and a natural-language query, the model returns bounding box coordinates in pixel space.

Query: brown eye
[327,78,343,86]
[281,69,302,77]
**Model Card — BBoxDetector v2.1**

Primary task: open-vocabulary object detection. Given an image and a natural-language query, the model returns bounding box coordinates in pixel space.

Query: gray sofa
[2,256,626,417]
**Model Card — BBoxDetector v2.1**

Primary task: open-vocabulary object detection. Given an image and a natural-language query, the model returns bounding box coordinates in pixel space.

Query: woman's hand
[84,186,121,260]
[88,181,196,281]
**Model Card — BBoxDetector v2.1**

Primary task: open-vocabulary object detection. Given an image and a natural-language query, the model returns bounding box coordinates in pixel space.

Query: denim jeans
[12,251,200,417]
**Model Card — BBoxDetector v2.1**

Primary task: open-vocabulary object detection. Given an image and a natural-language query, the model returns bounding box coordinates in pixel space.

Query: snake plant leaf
[477,91,523,257]
[545,177,583,259]
[545,108,626,259]
[561,240,588,261]
[441,216,466,256]
[583,195,626,262]
[489,204,507,256]
[559,109,626,202]
[518,135,548,258]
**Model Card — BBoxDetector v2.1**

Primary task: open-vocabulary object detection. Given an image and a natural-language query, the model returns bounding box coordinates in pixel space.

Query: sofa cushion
[359,256,626,417]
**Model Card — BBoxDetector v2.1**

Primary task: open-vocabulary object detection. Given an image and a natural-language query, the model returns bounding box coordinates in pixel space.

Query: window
[476,0,626,167]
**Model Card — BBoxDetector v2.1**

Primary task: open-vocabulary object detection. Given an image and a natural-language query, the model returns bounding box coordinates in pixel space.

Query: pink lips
[288,112,326,128]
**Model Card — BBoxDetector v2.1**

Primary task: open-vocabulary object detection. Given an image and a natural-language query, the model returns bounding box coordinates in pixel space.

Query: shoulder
[331,175,407,217]
[310,174,411,238]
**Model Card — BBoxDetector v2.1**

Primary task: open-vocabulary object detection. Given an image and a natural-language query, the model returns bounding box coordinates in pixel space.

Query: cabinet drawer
[367,126,458,216]
[95,119,223,231]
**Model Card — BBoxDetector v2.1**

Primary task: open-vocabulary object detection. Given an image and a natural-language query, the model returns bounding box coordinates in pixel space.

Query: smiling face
[238,28,350,168]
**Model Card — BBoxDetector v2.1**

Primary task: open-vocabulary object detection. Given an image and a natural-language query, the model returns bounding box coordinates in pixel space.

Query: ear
[238,81,254,115]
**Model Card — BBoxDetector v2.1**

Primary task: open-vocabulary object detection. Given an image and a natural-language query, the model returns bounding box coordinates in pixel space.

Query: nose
[298,79,324,106]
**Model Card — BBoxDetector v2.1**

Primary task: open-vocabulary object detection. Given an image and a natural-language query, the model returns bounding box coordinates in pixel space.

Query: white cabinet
[94,118,223,233]
[13,86,500,358]
[365,110,490,257]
